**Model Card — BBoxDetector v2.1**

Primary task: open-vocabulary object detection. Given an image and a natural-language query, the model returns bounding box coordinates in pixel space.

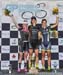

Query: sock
[24,63,27,68]
[18,63,21,69]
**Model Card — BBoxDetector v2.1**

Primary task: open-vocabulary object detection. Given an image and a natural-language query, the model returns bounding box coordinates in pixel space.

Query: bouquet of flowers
[4,9,11,16]
[52,30,58,38]
[52,7,59,14]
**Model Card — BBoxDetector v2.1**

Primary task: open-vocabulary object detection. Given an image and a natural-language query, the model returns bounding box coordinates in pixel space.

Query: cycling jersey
[40,26,50,44]
[39,26,51,50]
[28,25,39,49]
[28,25,39,40]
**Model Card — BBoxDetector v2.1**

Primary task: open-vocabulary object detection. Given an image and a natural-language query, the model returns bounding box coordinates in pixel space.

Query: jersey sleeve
[28,25,32,31]
[36,24,41,30]
[47,25,51,30]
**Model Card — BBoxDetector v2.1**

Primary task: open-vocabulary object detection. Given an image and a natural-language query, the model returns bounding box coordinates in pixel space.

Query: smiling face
[23,23,28,29]
[41,19,47,28]
[31,19,37,26]
[31,16,37,26]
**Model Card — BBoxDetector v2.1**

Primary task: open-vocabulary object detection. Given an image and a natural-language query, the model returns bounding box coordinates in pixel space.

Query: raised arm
[4,9,21,29]
[10,15,20,29]
[51,16,59,28]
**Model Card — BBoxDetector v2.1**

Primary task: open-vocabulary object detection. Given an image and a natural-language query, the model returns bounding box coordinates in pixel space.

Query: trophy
[29,53,38,74]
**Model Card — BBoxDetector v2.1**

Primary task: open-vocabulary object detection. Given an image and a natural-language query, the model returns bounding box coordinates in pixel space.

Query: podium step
[0,70,62,75]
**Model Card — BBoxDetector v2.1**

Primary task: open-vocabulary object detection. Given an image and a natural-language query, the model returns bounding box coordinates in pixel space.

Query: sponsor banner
[57,3,63,9]
[51,45,58,53]
[1,46,10,53]
[10,53,18,61]
[2,31,10,38]
[58,38,63,45]
[59,17,63,22]
[5,4,48,21]
[10,38,18,46]
[10,23,18,31]
[1,61,10,70]
[51,60,59,69]
[58,24,63,31]
[59,53,63,60]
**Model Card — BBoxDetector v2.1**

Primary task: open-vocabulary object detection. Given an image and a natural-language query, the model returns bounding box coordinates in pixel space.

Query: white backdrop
[0,0,63,70]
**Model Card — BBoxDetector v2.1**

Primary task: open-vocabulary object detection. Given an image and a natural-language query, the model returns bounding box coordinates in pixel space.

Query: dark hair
[41,19,47,23]
[31,16,36,20]
[31,16,37,24]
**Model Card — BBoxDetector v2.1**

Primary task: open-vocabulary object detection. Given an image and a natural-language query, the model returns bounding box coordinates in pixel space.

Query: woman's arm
[10,15,20,29]
[38,31,42,40]
[51,16,59,28]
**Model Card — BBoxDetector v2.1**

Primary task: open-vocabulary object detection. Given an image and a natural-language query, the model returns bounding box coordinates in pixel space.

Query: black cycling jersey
[28,25,39,40]
[20,30,29,42]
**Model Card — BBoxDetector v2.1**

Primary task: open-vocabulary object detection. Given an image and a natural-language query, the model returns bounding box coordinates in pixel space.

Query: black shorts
[19,42,29,52]
[29,39,39,49]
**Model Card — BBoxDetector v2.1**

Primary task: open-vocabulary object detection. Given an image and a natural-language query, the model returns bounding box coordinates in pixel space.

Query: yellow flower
[52,7,59,14]
[4,9,10,16]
